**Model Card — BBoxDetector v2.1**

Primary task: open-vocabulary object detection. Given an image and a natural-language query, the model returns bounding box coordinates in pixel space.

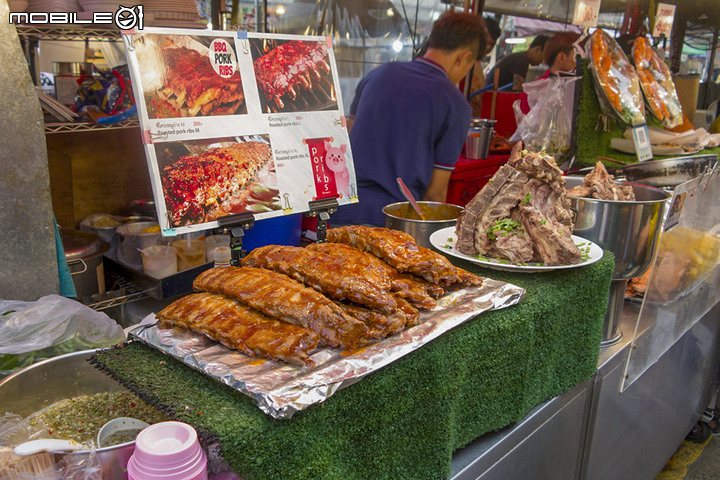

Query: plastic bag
[0,295,124,378]
[510,75,580,159]
[74,65,135,117]
[0,413,102,480]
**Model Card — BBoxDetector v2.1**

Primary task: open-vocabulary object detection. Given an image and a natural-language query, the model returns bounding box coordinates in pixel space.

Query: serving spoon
[396,177,426,221]
[13,417,149,456]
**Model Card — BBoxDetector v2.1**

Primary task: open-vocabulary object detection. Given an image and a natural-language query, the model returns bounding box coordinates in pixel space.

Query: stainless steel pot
[566,177,671,345]
[0,350,134,480]
[621,154,717,188]
[383,201,463,249]
[463,118,497,160]
[63,230,109,302]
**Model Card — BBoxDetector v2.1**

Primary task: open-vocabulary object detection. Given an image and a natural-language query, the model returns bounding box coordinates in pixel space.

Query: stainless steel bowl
[566,177,671,345]
[621,154,717,188]
[0,350,135,480]
[383,201,464,249]
[566,177,671,279]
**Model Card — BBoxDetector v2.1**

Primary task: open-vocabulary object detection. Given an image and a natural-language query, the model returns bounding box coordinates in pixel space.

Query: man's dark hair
[529,34,550,50]
[484,16,502,41]
[427,11,488,60]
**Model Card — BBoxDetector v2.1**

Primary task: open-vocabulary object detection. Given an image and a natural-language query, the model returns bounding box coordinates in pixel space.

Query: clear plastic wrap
[587,29,645,126]
[631,36,683,128]
[510,75,579,158]
[0,296,125,378]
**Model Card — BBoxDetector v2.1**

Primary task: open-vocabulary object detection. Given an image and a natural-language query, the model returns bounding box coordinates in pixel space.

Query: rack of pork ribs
[156,227,482,366]
[153,39,245,118]
[252,40,335,112]
[161,141,272,227]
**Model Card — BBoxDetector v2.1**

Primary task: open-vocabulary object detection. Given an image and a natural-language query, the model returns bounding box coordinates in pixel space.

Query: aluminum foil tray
[130,278,525,419]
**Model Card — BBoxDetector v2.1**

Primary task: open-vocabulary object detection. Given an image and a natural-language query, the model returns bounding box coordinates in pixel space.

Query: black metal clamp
[213,212,255,266]
[306,198,339,243]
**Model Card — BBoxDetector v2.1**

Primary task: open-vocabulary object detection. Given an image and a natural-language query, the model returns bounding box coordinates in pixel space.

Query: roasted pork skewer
[193,266,378,350]
[157,293,320,366]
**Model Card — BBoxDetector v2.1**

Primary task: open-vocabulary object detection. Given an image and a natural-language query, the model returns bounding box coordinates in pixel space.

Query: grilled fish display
[157,292,320,366]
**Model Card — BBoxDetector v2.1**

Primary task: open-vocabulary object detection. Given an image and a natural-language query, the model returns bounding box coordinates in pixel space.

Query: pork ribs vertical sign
[306,137,339,200]
[123,29,358,236]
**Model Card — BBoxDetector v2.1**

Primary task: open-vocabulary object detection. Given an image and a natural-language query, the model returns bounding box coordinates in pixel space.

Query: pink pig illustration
[324,141,350,198]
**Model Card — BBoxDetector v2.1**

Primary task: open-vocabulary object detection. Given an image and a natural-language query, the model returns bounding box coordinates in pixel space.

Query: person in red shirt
[519,33,581,114]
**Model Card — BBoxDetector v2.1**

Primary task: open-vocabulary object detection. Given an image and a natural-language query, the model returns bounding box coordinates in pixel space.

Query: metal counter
[449,300,720,480]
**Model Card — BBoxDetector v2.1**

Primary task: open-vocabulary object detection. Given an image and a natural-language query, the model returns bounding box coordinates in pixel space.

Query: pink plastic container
[127,421,208,480]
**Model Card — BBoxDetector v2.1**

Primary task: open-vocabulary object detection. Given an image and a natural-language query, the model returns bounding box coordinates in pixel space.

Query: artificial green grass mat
[92,251,614,480]
[574,64,720,170]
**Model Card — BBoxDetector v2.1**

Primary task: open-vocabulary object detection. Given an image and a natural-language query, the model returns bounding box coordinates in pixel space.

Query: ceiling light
[386,8,394,17]
[505,37,527,44]
[392,40,403,52]
[276,5,286,15]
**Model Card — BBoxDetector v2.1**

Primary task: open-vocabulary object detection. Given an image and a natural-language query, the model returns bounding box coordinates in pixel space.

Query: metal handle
[68,258,88,275]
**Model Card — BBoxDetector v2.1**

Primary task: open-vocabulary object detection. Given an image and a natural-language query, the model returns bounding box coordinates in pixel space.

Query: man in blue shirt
[331,11,488,227]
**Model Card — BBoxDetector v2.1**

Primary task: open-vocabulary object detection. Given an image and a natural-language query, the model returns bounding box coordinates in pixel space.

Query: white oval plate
[429,226,603,272]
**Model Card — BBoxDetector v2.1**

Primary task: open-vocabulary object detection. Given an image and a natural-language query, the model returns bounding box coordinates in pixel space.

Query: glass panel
[622,168,720,391]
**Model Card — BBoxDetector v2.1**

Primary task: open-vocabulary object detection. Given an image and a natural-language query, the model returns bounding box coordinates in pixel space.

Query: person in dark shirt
[332,11,488,227]
[486,34,549,90]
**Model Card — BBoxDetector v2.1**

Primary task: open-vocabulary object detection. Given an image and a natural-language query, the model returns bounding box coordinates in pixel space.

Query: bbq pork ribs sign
[124,28,357,236]
[134,34,248,119]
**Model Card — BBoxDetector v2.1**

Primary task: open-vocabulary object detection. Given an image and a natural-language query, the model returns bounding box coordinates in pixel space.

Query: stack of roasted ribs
[157,226,482,366]
[566,161,636,201]
[455,143,583,266]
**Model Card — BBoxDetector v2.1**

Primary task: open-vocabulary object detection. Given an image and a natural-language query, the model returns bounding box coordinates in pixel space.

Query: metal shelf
[15,25,122,41]
[44,118,139,134]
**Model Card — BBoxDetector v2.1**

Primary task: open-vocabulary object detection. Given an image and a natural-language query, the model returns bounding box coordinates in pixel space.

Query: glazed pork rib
[157,292,320,366]
[193,266,375,350]
[306,242,439,309]
[326,226,480,287]
[241,245,400,313]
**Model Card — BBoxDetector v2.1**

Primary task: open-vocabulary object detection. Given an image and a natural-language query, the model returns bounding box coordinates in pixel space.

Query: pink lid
[128,421,207,480]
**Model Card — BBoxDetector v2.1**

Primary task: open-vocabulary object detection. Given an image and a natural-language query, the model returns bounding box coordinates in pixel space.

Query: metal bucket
[63,230,110,302]
[463,118,497,160]
[0,350,135,480]
[383,201,464,249]
[566,177,671,345]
